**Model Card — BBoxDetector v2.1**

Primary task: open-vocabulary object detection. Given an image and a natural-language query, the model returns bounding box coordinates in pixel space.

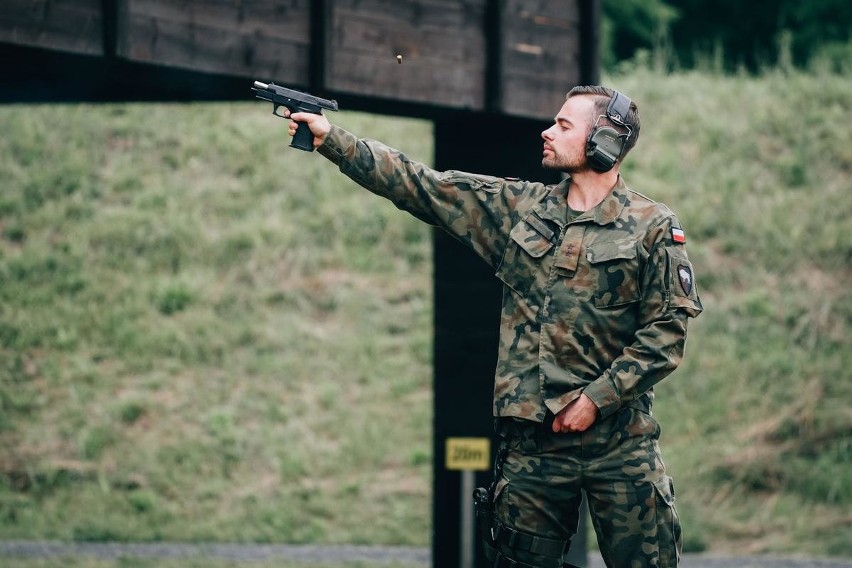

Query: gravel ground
[2,542,851,567]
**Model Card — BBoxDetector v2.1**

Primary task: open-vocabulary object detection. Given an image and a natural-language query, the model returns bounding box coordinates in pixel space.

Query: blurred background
[0,1,850,567]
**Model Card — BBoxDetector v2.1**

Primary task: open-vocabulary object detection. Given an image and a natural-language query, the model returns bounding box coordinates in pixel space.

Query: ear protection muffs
[586,91,633,173]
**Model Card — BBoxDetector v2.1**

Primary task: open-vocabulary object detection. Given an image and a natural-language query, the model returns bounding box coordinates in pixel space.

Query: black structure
[433,113,573,567]
[431,4,599,565]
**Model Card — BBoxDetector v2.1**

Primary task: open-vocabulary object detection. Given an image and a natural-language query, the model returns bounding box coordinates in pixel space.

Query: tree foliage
[602,0,852,72]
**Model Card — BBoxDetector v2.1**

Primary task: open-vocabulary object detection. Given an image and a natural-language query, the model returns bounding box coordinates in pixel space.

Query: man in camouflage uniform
[283,86,702,567]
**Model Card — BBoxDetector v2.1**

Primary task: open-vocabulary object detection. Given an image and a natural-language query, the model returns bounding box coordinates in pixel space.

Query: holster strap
[492,522,568,558]
[489,550,556,568]
[484,545,563,568]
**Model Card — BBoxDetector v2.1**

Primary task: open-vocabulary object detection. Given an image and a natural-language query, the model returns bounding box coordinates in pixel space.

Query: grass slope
[0,68,850,557]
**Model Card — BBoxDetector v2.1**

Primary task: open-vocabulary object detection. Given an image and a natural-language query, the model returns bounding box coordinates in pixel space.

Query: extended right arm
[288,112,533,269]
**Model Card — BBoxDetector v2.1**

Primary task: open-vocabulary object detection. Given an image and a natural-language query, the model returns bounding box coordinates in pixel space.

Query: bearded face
[541,96,597,174]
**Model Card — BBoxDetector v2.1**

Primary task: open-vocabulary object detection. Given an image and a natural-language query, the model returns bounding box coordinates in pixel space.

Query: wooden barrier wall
[0,0,595,119]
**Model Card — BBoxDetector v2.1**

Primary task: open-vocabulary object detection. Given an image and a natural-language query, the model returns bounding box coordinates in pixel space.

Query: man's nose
[541,126,554,140]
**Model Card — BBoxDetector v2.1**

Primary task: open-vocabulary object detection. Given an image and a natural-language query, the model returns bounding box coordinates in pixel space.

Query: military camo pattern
[494,405,681,567]
[317,125,703,424]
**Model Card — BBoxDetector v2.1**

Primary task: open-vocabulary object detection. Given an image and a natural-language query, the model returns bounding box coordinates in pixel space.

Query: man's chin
[543,160,592,175]
[542,161,573,173]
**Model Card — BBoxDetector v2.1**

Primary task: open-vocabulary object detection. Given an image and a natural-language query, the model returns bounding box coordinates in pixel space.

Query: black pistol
[473,487,493,543]
[252,81,338,151]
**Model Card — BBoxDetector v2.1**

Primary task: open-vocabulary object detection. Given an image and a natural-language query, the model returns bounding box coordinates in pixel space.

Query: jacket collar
[590,175,630,226]
[536,175,629,228]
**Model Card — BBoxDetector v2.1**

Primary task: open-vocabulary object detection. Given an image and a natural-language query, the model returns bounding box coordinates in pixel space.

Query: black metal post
[431,111,589,568]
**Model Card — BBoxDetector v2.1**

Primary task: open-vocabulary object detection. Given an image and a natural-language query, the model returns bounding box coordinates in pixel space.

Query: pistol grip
[291,121,315,152]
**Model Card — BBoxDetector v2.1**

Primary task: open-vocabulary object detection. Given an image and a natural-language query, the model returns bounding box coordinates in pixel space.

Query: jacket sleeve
[317,125,533,269]
[582,215,703,418]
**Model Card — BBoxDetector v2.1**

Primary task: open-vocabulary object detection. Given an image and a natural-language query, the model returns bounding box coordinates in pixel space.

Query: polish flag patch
[671,227,686,244]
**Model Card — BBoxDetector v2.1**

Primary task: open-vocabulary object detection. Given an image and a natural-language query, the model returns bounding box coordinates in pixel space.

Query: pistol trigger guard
[273,104,285,118]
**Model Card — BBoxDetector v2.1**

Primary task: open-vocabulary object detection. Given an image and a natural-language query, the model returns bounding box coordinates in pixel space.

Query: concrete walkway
[1,541,851,567]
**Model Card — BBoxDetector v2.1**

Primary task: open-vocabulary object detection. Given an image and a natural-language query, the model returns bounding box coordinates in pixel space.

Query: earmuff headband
[606,91,632,128]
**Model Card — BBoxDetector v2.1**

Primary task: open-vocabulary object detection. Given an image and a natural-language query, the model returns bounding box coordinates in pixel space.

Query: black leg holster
[473,487,570,568]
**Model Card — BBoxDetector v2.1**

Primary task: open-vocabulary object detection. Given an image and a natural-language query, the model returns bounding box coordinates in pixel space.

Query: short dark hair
[567,85,641,159]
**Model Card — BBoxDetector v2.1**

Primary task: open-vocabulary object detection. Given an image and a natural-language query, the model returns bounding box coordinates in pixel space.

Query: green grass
[0,67,850,558]
[1,559,422,568]
[0,105,434,546]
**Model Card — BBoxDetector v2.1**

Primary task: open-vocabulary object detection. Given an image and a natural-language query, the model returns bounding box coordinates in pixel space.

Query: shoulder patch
[677,264,693,295]
[671,227,686,244]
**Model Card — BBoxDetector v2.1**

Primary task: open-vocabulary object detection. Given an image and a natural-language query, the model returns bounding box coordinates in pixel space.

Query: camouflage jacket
[318,126,703,422]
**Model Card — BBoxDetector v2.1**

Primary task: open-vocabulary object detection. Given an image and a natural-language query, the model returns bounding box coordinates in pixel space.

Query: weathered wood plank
[325,0,487,109]
[122,0,308,39]
[499,0,582,118]
[117,0,311,82]
[0,0,590,119]
[328,0,485,29]
[0,0,103,55]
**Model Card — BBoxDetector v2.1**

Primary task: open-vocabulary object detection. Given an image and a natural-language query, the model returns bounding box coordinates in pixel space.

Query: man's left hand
[552,394,599,433]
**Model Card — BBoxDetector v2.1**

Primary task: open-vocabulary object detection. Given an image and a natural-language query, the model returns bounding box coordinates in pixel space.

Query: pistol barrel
[252,80,338,115]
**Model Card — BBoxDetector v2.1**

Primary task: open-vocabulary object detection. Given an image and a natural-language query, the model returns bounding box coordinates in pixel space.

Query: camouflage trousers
[492,401,682,568]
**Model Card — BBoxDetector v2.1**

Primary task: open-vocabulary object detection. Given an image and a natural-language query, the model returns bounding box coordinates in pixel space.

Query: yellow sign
[445,437,491,471]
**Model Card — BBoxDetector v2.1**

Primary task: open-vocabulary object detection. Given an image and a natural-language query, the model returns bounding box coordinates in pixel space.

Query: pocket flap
[586,240,638,264]
[653,476,676,508]
[509,218,555,258]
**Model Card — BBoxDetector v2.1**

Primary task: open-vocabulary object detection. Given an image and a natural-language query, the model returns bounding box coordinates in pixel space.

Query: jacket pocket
[586,240,641,308]
[495,214,556,297]
[652,475,682,566]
